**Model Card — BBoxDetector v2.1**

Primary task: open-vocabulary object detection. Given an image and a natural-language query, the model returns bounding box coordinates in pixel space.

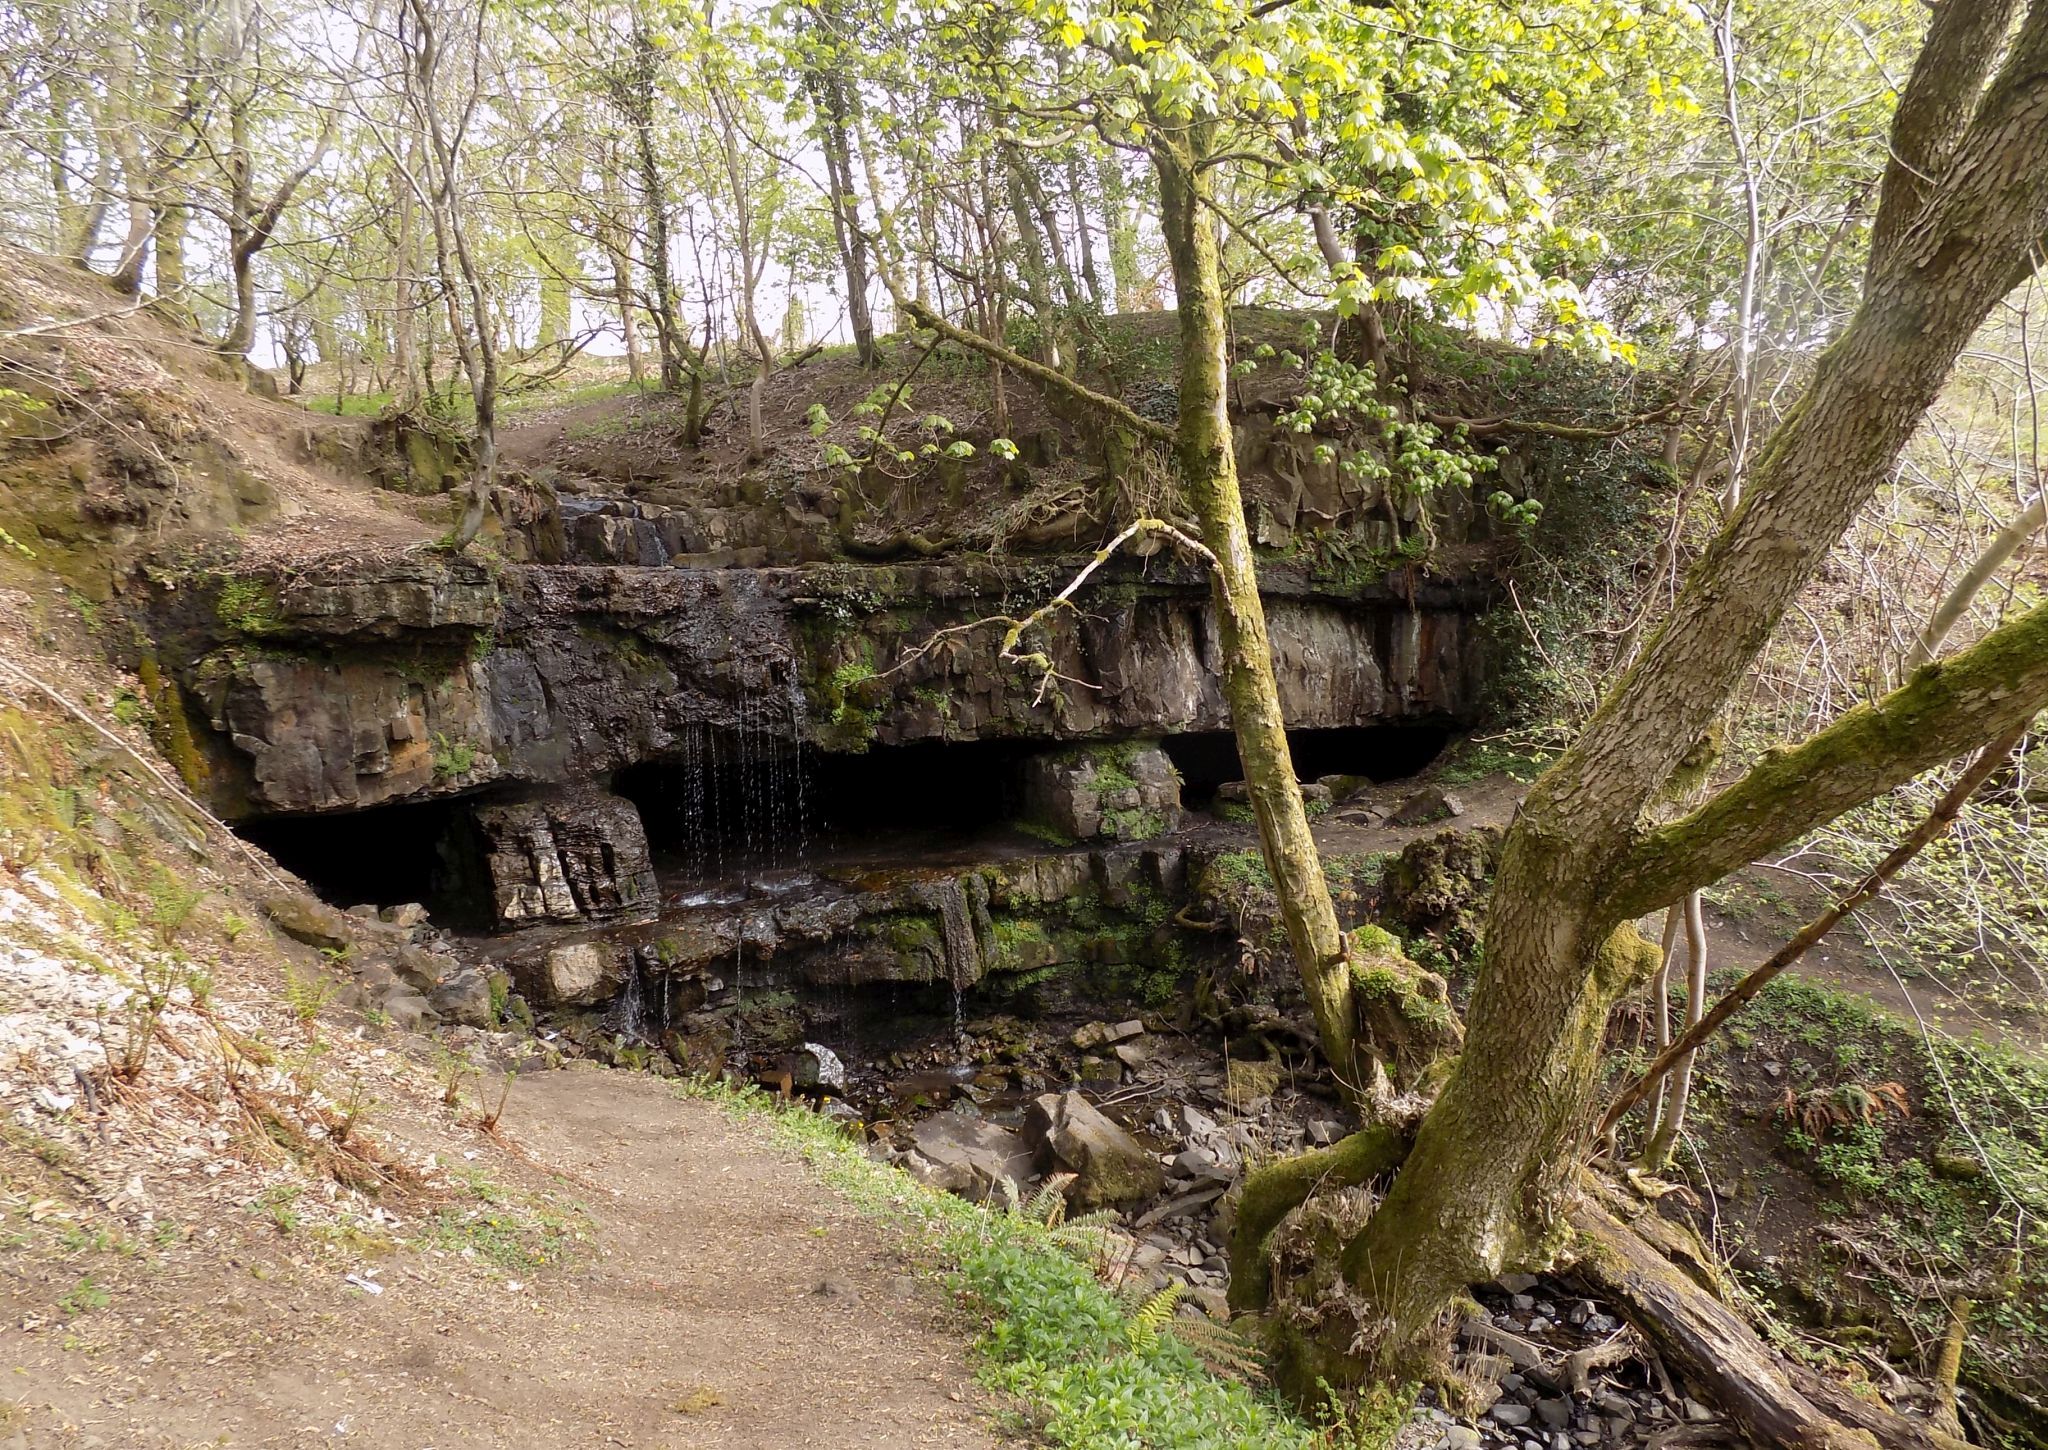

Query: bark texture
[1150,129,1361,1095]
[1341,4,2048,1355]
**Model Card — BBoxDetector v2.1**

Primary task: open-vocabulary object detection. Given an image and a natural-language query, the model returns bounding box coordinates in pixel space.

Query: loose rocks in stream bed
[1413,1275,1732,1450]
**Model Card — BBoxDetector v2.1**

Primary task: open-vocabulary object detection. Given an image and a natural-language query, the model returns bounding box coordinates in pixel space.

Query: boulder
[1315,774,1369,803]
[1020,742,1182,842]
[1023,1090,1164,1210]
[466,786,658,929]
[1072,1019,1146,1050]
[262,894,354,953]
[1389,787,1466,827]
[428,964,499,1027]
[375,983,437,1032]
[909,1114,1036,1204]
[1932,1145,1985,1179]
[380,902,431,931]
[1171,1146,1229,1181]
[794,1042,847,1094]
[1348,924,1463,1084]
[382,941,457,993]
[532,941,623,1007]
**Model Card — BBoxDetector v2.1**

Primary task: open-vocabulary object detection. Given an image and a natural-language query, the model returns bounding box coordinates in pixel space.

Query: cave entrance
[1161,723,1452,807]
[612,733,1040,882]
[237,795,477,920]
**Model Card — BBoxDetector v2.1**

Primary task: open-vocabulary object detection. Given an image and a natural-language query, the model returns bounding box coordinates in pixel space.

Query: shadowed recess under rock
[1163,724,1451,805]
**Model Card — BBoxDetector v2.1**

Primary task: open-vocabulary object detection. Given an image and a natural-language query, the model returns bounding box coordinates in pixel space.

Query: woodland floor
[1,1069,1000,1450]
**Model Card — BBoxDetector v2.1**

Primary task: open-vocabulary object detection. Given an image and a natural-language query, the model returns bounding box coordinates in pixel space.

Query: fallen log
[1570,1199,1967,1450]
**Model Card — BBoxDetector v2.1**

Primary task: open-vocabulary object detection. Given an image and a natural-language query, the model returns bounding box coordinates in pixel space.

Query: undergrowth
[1682,975,2048,1398]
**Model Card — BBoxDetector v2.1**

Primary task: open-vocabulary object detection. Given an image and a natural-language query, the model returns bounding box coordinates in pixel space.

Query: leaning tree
[898,0,2048,1440]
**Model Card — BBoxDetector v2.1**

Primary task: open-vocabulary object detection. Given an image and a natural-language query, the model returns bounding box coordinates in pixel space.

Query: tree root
[1226,1123,1409,1313]
[1223,1128,1983,1450]
[840,530,957,559]
[1568,1198,1967,1450]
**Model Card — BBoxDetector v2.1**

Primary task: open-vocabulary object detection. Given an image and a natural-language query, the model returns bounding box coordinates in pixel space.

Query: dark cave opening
[1161,723,1453,806]
[240,723,1457,920]
[237,795,477,918]
[612,732,1041,876]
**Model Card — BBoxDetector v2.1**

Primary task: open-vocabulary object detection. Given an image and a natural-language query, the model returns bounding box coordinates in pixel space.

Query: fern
[1169,1314,1268,1384]
[1063,1206,1124,1232]
[1016,1173,1076,1226]
[1045,1213,1130,1268]
[1125,1282,1182,1352]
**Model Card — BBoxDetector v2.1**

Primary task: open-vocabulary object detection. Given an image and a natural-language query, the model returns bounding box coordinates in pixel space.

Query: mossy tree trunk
[1337,0,2048,1371]
[1148,126,1360,1094]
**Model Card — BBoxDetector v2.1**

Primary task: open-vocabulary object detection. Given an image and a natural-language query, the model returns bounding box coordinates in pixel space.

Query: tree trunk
[1004,152,1062,366]
[1336,0,2048,1369]
[1637,906,1682,1148]
[535,221,573,349]
[153,202,189,313]
[625,27,684,394]
[807,38,875,367]
[1097,153,1140,312]
[400,0,497,551]
[1068,157,1105,311]
[1149,127,1360,1094]
[391,143,422,408]
[1642,890,1707,1170]
[615,250,645,385]
[1906,489,2047,674]
[68,140,115,264]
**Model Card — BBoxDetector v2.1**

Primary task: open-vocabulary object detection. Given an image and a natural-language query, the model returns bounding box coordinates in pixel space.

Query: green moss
[1047,739,1145,792]
[1347,922,1402,957]
[1203,849,1272,894]
[988,916,1061,973]
[868,912,941,956]
[1102,806,1167,841]
[1591,921,1661,995]
[1014,818,1076,848]
[214,576,282,636]
[431,733,477,780]
[1228,1124,1409,1313]
[809,639,884,751]
[1353,963,1454,1033]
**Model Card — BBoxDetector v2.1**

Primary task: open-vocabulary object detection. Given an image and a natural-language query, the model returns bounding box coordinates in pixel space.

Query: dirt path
[3,1069,999,1449]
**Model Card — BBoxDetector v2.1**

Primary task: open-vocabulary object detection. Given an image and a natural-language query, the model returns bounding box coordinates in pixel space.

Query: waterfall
[783,665,809,867]
[612,953,648,1042]
[917,874,987,1052]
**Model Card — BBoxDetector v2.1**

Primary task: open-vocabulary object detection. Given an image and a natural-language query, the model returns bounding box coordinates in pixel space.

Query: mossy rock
[1382,825,1502,963]
[1348,925,1463,1084]
[988,915,1061,973]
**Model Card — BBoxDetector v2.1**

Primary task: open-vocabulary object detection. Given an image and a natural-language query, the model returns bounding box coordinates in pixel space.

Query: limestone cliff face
[163,553,1490,818]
